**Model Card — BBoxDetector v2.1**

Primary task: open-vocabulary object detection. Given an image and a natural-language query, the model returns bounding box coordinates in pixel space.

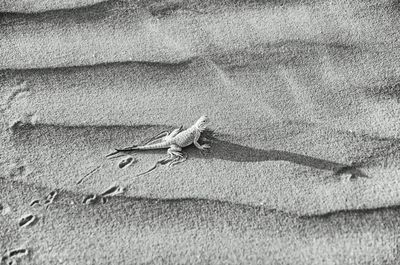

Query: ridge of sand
[2,52,400,137]
[2,1,400,263]
[2,50,400,216]
[1,0,400,69]
[1,177,399,264]
[2,120,400,216]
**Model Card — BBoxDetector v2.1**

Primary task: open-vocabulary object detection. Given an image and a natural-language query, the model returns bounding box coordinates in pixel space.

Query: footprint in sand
[100,185,125,197]
[44,190,58,206]
[100,185,125,204]
[118,156,136,169]
[29,189,58,208]
[82,185,125,205]
[1,248,29,265]
[82,194,98,205]
[18,214,37,228]
[29,199,40,207]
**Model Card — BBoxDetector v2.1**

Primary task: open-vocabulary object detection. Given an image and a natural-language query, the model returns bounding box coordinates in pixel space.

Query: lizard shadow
[187,142,344,171]
[10,124,367,177]
[119,129,368,177]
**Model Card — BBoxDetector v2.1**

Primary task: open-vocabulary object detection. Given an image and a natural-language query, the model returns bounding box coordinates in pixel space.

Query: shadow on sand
[10,124,369,178]
[105,128,369,178]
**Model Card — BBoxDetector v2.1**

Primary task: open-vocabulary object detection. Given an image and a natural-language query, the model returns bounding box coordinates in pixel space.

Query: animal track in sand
[77,156,136,185]
[100,185,125,197]
[18,214,37,228]
[29,189,58,208]
[82,185,125,205]
[8,249,29,259]
[118,156,136,169]
[29,200,40,207]
[76,165,102,185]
[1,248,29,265]
[44,190,58,206]
[82,194,98,205]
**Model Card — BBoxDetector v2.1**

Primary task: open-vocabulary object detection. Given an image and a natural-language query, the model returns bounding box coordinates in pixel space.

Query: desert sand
[1,0,400,264]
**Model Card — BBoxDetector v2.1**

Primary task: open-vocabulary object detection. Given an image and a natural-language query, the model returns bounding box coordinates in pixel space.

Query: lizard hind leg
[166,145,187,167]
[133,155,171,178]
[168,154,187,167]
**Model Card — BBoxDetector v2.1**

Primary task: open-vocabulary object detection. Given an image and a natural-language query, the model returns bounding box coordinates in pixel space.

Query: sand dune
[1,177,399,264]
[2,48,400,136]
[2,119,400,217]
[1,0,400,69]
[2,0,400,263]
[2,49,400,217]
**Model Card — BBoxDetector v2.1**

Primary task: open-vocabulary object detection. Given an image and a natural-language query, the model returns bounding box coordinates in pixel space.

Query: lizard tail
[105,145,138,158]
[105,151,119,158]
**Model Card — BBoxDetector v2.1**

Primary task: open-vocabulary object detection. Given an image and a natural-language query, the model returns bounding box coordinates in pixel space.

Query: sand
[1,0,400,264]
[0,0,107,13]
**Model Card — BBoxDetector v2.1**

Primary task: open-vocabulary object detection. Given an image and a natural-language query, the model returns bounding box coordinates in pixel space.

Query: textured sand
[2,0,400,69]
[2,60,400,217]
[0,177,399,264]
[0,0,106,13]
[1,0,400,264]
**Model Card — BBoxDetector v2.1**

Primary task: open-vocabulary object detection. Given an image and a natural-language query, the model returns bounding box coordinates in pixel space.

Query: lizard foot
[132,156,172,178]
[168,154,187,167]
[199,144,211,150]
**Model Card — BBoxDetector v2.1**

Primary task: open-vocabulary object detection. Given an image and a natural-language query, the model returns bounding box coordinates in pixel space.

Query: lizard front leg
[193,131,211,150]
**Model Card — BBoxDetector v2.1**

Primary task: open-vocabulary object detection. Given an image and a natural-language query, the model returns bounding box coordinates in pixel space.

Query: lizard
[106,115,211,175]
[76,116,210,184]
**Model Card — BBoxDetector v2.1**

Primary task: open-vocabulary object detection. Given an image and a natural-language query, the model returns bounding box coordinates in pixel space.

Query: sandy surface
[1,0,400,264]
[0,0,107,13]
[1,177,399,264]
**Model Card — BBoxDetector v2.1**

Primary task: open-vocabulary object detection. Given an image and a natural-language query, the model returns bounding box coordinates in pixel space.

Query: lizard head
[194,115,209,131]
